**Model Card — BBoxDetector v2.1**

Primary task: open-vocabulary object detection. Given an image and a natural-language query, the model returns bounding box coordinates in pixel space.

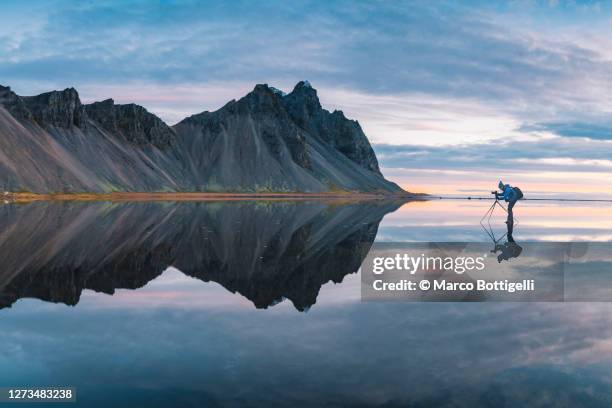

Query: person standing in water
[494,180,523,241]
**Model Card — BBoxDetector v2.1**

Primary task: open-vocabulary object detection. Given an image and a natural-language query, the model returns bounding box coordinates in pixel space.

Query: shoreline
[2,191,427,203]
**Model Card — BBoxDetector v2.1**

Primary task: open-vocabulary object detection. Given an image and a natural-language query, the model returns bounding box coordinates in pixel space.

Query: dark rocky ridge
[0,81,404,193]
[180,84,311,169]
[0,85,32,121]
[22,88,87,128]
[85,99,175,148]
[283,81,382,175]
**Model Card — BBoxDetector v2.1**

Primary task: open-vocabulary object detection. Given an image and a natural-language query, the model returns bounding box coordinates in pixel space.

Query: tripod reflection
[480,193,523,263]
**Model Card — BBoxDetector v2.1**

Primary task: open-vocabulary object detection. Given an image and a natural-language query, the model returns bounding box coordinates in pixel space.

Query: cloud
[3,0,612,117]
[375,135,612,173]
[373,135,612,197]
[521,122,612,140]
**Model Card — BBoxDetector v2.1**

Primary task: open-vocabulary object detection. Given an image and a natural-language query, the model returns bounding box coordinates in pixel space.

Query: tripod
[480,196,518,244]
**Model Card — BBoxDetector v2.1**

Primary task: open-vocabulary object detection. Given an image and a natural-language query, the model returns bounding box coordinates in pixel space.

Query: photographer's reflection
[493,214,523,263]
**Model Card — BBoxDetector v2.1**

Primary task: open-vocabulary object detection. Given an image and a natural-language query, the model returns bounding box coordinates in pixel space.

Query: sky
[1,0,612,197]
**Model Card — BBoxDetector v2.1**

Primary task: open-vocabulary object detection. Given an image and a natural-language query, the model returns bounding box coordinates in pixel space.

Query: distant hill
[0,81,403,194]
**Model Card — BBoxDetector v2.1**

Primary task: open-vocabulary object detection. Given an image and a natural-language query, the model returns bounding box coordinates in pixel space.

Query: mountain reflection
[0,200,402,311]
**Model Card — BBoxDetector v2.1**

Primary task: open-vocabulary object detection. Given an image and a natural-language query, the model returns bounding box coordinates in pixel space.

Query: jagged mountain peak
[181,83,288,124]
[283,81,322,124]
[20,87,86,128]
[252,83,276,94]
[294,80,312,89]
[289,80,318,102]
[31,86,79,97]
[290,80,318,95]
[92,98,115,106]
[269,86,286,96]
[24,87,82,107]
[238,83,287,113]
[85,98,175,148]
[199,81,324,122]
[0,85,32,120]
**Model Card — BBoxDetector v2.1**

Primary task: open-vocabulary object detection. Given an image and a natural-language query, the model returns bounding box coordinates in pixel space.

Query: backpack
[513,187,524,200]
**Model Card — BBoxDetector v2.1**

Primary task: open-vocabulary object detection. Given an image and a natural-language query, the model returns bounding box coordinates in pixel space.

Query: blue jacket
[500,184,517,202]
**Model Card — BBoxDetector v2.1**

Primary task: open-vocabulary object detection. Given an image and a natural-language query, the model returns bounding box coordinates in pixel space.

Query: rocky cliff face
[22,88,87,128]
[85,99,175,148]
[283,81,382,175]
[0,81,403,193]
[0,86,32,120]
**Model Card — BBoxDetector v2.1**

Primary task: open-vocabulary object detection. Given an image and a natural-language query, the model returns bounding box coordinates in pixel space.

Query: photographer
[493,181,523,240]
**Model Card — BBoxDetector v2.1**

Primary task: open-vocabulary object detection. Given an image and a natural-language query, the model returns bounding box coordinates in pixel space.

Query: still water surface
[1,200,611,407]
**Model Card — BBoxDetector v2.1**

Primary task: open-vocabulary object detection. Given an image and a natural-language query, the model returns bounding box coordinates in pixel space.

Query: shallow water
[1,200,612,407]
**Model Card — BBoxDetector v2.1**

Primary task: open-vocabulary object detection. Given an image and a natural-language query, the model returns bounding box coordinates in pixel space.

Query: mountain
[0,200,402,311]
[0,81,403,194]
